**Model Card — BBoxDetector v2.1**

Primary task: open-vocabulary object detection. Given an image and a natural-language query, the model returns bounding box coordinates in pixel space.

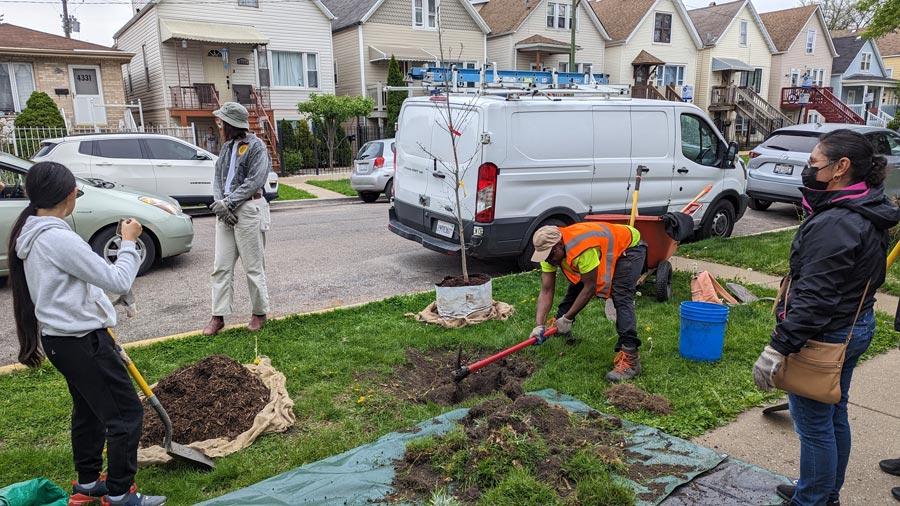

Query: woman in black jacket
[753,129,900,506]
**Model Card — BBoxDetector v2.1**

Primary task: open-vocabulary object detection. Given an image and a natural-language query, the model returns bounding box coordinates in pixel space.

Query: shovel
[109,330,216,471]
[451,326,558,382]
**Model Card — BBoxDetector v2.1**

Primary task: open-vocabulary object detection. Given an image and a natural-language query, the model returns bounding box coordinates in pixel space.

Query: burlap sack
[406,301,515,328]
[137,357,295,465]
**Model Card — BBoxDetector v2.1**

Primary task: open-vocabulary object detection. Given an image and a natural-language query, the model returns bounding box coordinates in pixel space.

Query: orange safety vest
[559,222,635,298]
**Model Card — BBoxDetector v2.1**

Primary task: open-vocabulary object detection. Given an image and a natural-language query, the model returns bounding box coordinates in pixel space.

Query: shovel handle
[889,240,900,270]
[466,326,558,376]
[680,185,713,214]
[108,329,156,400]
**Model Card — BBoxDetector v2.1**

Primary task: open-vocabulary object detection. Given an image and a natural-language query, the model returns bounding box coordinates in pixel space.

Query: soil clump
[605,383,673,414]
[139,355,269,447]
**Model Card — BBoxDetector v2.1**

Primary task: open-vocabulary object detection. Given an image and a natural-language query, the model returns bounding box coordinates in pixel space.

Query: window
[0,63,34,114]
[811,68,825,86]
[889,68,895,78]
[656,65,685,86]
[806,29,816,54]
[0,168,26,199]
[739,20,748,47]
[144,139,199,160]
[654,13,672,43]
[740,68,763,93]
[861,52,872,72]
[78,141,94,156]
[238,0,258,6]
[356,141,384,160]
[141,44,150,89]
[414,0,437,29]
[680,114,721,166]
[94,139,144,159]
[888,134,900,156]
[760,132,819,152]
[790,68,801,86]
[546,2,575,29]
[270,51,319,88]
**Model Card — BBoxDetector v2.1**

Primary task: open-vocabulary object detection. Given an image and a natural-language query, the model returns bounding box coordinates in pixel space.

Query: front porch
[514,35,583,72]
[838,76,898,126]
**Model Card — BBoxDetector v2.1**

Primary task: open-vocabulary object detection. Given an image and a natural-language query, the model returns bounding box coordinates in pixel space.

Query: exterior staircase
[780,86,865,125]
[733,86,794,139]
[248,88,281,175]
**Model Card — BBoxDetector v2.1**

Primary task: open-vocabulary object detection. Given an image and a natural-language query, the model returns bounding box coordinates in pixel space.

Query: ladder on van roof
[385,63,632,99]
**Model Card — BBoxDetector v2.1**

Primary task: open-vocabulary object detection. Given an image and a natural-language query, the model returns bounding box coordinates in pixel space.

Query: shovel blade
[167,441,215,471]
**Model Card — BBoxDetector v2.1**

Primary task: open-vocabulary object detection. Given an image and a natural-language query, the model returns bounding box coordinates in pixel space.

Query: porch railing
[367,83,387,112]
[665,84,682,102]
[170,84,271,110]
[710,86,737,109]
[631,84,666,100]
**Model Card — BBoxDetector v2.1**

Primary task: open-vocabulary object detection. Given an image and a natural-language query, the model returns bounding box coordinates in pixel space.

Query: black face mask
[801,164,830,191]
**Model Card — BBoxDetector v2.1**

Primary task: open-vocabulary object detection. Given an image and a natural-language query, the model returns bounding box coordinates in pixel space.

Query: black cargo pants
[555,242,648,351]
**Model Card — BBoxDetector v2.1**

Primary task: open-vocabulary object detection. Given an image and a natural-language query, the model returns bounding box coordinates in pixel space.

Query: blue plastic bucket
[679,301,730,362]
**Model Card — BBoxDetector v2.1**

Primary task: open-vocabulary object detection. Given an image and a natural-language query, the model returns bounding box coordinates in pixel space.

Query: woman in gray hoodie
[8,162,165,506]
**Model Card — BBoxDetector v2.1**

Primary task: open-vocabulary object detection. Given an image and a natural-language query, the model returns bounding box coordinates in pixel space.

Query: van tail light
[374,156,385,168]
[475,163,498,223]
[749,151,760,159]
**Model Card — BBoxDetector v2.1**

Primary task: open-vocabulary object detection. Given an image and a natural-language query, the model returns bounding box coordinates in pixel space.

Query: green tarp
[197,389,732,506]
[0,478,67,506]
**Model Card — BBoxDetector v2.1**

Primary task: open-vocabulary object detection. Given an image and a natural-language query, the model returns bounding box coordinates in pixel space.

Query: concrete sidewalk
[277,174,357,201]
[670,256,900,505]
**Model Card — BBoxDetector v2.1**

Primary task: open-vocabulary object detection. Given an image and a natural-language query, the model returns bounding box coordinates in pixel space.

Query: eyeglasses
[805,160,835,173]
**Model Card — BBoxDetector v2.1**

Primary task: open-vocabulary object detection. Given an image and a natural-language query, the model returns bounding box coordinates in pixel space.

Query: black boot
[882,458,900,476]
[776,484,840,505]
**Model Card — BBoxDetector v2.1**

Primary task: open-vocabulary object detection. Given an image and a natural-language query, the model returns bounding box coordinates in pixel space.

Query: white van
[388,95,748,269]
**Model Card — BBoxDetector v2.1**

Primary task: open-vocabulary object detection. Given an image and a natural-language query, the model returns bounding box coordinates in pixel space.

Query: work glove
[555,315,574,335]
[530,326,547,345]
[210,199,229,219]
[110,289,136,318]
[220,209,239,227]
[752,345,786,392]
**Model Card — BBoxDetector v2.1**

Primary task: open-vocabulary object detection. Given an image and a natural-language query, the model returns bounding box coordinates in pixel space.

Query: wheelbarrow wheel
[656,260,673,302]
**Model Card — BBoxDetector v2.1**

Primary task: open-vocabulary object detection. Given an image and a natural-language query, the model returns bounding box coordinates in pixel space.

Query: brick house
[0,24,133,127]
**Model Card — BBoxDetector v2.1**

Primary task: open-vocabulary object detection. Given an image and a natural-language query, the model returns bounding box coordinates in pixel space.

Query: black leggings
[42,329,143,496]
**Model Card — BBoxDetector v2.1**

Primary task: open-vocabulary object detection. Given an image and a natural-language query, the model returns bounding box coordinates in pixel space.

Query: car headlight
[139,196,180,214]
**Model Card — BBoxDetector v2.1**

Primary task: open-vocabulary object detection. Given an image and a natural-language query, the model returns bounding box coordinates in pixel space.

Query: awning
[632,50,665,66]
[711,57,755,72]
[159,19,269,45]
[514,35,577,54]
[369,45,437,63]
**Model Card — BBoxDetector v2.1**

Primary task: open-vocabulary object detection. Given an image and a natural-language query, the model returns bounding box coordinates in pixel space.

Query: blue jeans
[789,309,875,506]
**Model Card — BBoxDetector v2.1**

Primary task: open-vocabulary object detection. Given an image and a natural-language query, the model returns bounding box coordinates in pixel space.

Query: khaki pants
[211,198,270,316]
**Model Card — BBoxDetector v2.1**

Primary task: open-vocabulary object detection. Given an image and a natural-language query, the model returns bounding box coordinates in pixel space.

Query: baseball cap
[213,102,250,130]
[531,226,562,263]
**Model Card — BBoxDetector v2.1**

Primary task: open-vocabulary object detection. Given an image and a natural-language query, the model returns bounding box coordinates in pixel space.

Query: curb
[268,196,357,211]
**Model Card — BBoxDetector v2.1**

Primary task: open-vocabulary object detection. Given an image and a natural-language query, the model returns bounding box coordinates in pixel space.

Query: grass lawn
[1,271,897,505]
[678,230,900,296]
[739,154,750,165]
[306,179,356,197]
[273,184,316,201]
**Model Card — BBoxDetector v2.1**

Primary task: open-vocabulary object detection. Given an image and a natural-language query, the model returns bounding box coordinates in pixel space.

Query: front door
[203,48,230,101]
[70,65,107,125]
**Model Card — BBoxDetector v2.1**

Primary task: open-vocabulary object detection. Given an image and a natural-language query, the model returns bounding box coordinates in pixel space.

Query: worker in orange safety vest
[530,222,648,382]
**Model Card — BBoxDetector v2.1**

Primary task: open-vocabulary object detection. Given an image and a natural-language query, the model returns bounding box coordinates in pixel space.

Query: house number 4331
[76,74,93,82]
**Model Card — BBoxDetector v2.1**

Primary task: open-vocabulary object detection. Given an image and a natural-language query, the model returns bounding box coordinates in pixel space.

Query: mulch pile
[435,273,492,288]
[139,355,270,447]
[389,392,627,503]
[363,348,533,405]
[605,383,673,415]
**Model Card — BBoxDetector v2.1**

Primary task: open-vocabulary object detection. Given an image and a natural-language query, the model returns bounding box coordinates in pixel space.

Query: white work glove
[530,325,547,345]
[210,199,229,218]
[220,209,238,227]
[752,345,786,392]
[555,315,574,334]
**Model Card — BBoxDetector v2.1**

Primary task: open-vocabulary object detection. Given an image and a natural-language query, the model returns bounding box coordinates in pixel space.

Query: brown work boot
[248,314,267,332]
[605,346,641,382]
[202,316,224,336]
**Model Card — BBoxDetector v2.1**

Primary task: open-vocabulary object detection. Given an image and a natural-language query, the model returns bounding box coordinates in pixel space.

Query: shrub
[888,119,900,131]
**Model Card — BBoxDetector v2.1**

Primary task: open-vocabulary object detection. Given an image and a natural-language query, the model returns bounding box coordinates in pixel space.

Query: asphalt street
[0,200,800,366]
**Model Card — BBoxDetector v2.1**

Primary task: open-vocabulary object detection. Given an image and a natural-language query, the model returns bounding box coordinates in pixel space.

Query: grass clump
[477,469,563,506]
[273,184,316,201]
[306,178,356,196]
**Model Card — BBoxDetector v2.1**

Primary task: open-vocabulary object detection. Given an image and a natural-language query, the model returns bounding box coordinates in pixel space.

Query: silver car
[0,153,193,276]
[747,123,900,210]
[350,139,395,203]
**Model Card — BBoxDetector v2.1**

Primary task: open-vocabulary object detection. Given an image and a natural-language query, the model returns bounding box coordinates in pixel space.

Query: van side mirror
[722,142,739,169]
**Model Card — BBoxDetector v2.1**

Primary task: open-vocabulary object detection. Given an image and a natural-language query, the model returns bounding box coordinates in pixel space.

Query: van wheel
[748,198,772,211]
[698,201,735,239]
[358,191,380,203]
[90,227,157,276]
[517,218,566,271]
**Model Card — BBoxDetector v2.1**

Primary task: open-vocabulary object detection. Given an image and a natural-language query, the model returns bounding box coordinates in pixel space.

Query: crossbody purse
[771,276,870,404]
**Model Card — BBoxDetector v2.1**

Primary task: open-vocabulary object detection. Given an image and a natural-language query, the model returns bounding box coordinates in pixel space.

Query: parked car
[351,138,395,202]
[389,95,746,269]
[32,133,280,206]
[0,153,194,276]
[746,123,900,210]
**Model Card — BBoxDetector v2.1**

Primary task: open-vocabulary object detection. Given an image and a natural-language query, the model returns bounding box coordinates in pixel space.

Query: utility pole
[61,0,70,38]
[569,0,580,70]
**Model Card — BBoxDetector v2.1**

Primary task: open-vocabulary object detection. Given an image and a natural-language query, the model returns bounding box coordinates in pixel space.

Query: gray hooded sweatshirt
[15,216,140,337]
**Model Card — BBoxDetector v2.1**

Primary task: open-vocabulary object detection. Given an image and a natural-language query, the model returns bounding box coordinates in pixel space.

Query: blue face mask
[801,162,832,191]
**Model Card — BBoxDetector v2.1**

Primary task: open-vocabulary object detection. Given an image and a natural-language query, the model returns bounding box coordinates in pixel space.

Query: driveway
[0,200,799,366]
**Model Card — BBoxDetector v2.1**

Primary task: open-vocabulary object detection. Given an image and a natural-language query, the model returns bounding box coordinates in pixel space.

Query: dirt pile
[365,348,533,405]
[389,394,633,505]
[140,355,269,447]
[605,383,673,414]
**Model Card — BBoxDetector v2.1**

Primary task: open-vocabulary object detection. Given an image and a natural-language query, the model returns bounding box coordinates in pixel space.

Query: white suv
[32,133,279,206]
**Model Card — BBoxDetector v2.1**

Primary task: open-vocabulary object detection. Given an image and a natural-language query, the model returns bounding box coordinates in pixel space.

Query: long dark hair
[818,129,888,187]
[8,162,76,368]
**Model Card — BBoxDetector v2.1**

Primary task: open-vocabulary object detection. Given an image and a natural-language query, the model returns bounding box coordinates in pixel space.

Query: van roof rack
[384,63,631,99]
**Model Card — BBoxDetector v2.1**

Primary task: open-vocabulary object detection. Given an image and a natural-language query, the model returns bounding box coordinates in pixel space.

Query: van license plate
[774,163,794,175]
[435,220,455,238]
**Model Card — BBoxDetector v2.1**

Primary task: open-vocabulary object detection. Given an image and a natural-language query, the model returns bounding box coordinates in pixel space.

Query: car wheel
[699,200,735,239]
[748,198,772,211]
[90,226,157,276]
[358,191,380,203]
[517,218,566,271]
[383,179,393,200]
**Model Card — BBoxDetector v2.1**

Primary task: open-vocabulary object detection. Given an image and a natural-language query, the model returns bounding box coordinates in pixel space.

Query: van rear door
[393,104,435,232]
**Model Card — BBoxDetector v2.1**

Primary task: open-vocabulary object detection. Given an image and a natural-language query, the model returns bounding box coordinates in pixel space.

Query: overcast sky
[0,0,806,48]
